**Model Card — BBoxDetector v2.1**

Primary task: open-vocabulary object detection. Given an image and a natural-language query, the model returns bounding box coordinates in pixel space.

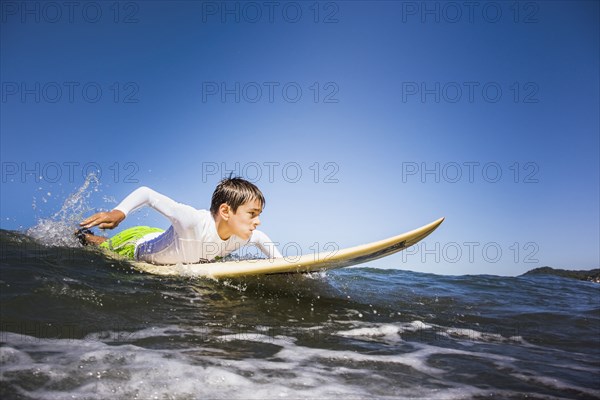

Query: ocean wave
[2,229,599,399]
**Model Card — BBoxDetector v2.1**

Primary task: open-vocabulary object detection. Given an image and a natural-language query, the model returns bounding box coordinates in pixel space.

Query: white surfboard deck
[128,218,445,279]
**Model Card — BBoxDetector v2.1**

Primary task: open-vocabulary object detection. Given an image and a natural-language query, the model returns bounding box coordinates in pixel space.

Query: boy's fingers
[81,212,107,224]
[99,221,117,229]
[80,216,99,228]
[80,219,93,227]
[79,217,92,226]
[80,211,121,229]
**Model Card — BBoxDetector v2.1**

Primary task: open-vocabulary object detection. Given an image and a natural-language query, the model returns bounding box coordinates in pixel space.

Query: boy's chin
[237,231,252,240]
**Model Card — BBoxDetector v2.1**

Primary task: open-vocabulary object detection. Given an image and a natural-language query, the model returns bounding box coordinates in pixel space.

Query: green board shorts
[99,226,164,260]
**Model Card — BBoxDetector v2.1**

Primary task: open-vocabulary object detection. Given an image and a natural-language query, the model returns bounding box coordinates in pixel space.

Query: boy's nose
[255,217,261,226]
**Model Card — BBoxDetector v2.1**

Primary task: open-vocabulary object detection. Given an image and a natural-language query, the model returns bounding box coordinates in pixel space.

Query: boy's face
[227,198,262,240]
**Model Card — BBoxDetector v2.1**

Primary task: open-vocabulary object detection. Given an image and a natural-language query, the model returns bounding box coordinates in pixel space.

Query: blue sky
[1,1,598,275]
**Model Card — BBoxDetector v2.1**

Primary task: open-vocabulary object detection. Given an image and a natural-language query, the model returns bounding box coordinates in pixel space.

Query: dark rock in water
[522,266,600,283]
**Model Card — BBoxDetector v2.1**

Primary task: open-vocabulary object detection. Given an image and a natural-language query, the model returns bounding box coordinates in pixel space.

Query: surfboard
[130,217,445,279]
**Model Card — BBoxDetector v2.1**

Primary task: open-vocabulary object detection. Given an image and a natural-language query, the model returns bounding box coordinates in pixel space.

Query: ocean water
[1,228,599,400]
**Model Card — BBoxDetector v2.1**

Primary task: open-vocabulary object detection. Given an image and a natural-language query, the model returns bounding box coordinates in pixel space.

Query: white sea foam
[441,327,506,342]
[2,325,597,400]
[335,324,402,340]
[0,330,481,399]
[334,320,434,344]
[334,320,528,348]
[0,332,371,399]
[510,373,600,398]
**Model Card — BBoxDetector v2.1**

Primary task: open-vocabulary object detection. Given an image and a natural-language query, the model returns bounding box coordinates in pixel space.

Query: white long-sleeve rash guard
[112,186,282,265]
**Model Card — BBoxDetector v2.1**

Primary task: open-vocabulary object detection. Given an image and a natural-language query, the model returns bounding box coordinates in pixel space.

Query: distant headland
[522,267,600,283]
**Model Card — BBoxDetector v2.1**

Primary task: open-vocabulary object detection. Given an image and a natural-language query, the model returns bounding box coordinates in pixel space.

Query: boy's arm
[249,230,283,259]
[80,186,191,229]
[112,186,179,217]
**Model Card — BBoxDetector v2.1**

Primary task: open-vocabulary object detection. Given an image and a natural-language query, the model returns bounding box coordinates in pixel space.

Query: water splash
[26,174,104,247]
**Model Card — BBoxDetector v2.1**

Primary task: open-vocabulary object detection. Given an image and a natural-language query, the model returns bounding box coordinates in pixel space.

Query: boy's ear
[218,203,230,220]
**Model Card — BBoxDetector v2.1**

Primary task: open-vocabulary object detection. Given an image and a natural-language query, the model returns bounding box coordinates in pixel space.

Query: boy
[78,177,282,264]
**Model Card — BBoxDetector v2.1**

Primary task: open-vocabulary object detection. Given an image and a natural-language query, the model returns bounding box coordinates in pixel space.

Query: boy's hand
[80,210,126,229]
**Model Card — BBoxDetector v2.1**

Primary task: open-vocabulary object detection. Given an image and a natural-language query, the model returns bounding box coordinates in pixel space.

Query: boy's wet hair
[210,177,265,216]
